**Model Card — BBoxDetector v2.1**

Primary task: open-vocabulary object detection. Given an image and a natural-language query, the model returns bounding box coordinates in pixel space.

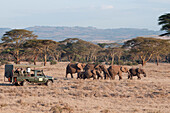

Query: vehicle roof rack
[5,64,42,68]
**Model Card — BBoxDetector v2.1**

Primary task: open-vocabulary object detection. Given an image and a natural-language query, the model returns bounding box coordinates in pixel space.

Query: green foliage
[126,61,133,66]
[118,60,124,65]
[158,13,170,36]
[2,29,37,43]
[123,37,170,66]
[59,38,102,62]
[1,29,37,64]
[0,60,9,65]
[50,60,57,65]
[98,43,121,48]
[0,35,169,65]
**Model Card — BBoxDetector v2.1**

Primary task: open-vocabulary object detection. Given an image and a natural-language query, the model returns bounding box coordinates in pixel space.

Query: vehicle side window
[37,74,43,76]
[31,74,34,77]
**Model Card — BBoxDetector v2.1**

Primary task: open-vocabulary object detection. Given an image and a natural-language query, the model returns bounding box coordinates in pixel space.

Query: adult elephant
[108,65,129,80]
[82,64,103,79]
[66,63,86,78]
[84,64,96,71]
[95,64,110,79]
[128,68,146,79]
[78,69,100,80]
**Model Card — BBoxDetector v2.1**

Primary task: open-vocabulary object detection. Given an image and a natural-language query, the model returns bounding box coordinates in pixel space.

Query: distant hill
[0,26,161,42]
[0,28,11,38]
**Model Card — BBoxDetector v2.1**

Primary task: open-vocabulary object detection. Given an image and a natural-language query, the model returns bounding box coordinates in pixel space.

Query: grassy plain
[0,62,169,113]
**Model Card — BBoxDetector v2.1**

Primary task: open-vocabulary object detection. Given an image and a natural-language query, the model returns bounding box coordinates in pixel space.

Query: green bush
[50,60,57,65]
[0,60,9,65]
[126,61,133,66]
[118,60,124,65]
[79,58,86,63]
[132,62,139,65]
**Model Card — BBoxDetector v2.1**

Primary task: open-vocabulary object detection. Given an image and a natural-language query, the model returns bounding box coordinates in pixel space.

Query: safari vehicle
[4,64,54,86]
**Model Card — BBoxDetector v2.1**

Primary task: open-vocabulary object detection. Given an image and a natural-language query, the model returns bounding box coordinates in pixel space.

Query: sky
[0,0,170,30]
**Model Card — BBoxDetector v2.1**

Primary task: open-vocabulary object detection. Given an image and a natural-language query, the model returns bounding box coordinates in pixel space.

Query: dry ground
[0,62,169,113]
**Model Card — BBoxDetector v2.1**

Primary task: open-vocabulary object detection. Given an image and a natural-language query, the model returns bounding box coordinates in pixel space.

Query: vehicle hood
[45,75,53,79]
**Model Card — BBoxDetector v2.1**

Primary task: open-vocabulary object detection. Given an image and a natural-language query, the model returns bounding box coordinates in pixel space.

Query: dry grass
[0,62,169,113]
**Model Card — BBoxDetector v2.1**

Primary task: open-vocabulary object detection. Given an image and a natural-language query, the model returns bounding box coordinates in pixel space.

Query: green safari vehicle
[4,64,54,86]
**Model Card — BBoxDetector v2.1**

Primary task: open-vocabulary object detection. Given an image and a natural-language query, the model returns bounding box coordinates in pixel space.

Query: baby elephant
[128,68,146,79]
[77,70,98,80]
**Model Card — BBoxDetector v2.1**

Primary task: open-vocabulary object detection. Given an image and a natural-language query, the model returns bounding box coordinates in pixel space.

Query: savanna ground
[0,62,169,113]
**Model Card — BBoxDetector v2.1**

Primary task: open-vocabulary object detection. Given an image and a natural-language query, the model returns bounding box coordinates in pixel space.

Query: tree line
[0,29,169,66]
[0,13,170,66]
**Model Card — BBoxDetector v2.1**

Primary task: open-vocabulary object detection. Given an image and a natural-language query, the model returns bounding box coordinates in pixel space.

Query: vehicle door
[34,71,46,83]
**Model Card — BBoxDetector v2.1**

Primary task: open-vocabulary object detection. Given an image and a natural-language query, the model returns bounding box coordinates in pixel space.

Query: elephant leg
[130,74,133,80]
[118,72,122,80]
[111,74,115,80]
[104,73,108,79]
[104,73,106,79]
[107,73,111,79]
[71,73,74,78]
[119,75,122,80]
[137,74,141,79]
[77,73,80,79]
[128,74,130,79]
[98,74,103,79]
[93,74,97,80]
[97,74,100,79]
[96,71,102,79]
[65,72,68,78]
[100,75,103,80]
[83,75,86,79]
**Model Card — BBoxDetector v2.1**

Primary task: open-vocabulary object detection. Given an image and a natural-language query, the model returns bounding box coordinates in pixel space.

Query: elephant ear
[124,67,129,73]
[94,64,100,70]
[82,63,86,68]
[94,64,100,69]
[120,66,125,72]
[91,70,96,75]
[77,63,83,70]
[136,68,141,73]
[99,65,106,70]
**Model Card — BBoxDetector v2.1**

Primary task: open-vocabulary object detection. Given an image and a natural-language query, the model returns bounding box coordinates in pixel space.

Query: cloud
[101,5,114,10]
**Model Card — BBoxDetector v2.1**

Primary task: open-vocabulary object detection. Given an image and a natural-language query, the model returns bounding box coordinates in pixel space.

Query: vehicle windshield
[29,70,45,77]
[37,71,45,76]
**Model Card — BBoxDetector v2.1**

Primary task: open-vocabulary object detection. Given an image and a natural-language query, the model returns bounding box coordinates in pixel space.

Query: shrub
[132,62,138,65]
[118,60,124,65]
[0,60,9,65]
[50,60,57,65]
[126,61,133,66]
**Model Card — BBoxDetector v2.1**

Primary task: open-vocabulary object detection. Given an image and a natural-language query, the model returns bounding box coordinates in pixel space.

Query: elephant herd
[66,63,146,80]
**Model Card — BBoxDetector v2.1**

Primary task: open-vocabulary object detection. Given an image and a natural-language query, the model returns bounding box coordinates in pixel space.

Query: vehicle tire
[46,80,52,86]
[14,82,19,86]
[22,80,29,86]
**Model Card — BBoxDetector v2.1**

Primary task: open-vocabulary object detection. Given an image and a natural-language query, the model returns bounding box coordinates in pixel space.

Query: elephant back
[129,68,137,75]
[120,66,129,73]
[66,63,82,73]
[108,65,120,72]
[84,64,95,71]
[76,63,83,70]
[84,69,93,78]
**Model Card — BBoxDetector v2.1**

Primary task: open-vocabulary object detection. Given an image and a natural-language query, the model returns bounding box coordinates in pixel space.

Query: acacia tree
[158,13,170,36]
[123,37,170,66]
[52,44,64,62]
[153,39,170,65]
[59,38,101,62]
[1,29,37,64]
[35,40,58,66]
[104,47,123,65]
[24,39,43,65]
